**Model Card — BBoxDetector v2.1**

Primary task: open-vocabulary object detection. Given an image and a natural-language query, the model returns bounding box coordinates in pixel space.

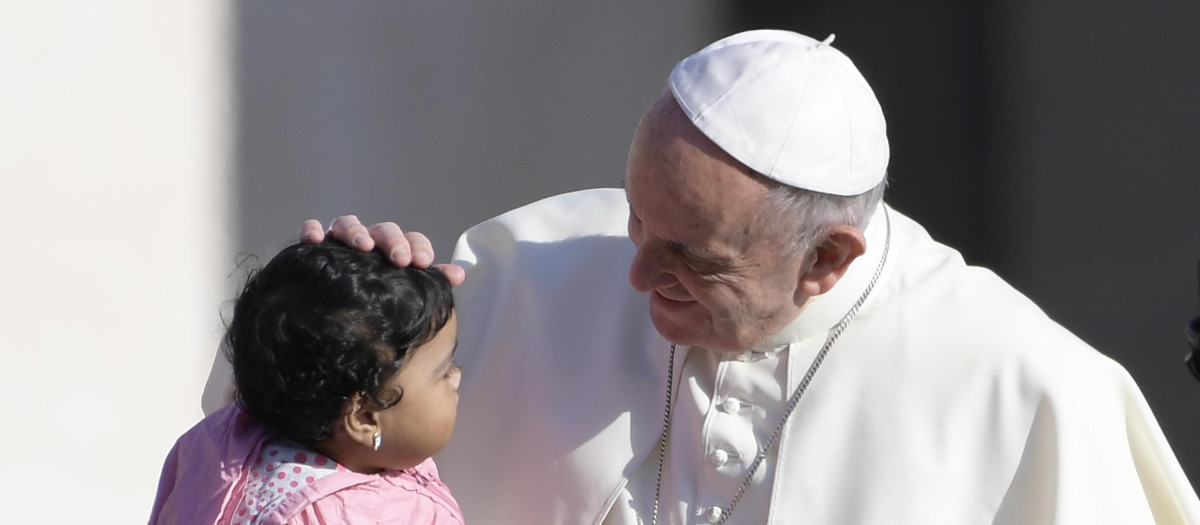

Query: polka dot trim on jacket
[231,438,342,524]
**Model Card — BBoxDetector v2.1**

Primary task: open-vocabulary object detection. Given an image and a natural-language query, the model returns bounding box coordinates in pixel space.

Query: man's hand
[301,215,466,286]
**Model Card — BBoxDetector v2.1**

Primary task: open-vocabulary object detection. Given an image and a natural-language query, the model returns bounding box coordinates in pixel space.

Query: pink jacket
[150,404,463,524]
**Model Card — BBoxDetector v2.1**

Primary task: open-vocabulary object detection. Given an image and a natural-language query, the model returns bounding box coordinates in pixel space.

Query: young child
[150,241,464,524]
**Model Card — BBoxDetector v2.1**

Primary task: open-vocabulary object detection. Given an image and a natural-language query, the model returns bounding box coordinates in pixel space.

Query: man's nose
[629,248,675,292]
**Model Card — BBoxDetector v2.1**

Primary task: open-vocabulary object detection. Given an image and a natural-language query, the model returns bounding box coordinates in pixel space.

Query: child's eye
[445,363,461,379]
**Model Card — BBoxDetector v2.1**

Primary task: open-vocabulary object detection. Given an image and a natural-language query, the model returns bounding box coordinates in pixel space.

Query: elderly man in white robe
[214,30,1199,523]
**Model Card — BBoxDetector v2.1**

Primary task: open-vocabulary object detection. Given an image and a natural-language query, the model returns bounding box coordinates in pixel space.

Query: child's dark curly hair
[225,240,454,447]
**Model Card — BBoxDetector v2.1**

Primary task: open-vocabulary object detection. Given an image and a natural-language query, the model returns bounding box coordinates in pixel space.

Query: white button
[705,506,724,523]
[709,449,729,467]
[720,397,743,414]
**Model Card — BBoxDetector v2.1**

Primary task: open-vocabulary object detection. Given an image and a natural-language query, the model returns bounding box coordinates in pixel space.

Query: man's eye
[682,254,731,276]
[685,260,723,275]
[668,244,720,274]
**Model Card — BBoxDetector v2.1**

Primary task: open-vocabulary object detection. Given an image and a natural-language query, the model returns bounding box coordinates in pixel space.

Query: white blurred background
[0,2,230,521]
[2,1,1196,522]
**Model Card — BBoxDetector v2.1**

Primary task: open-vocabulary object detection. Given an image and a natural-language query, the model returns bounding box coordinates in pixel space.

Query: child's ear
[339,392,380,449]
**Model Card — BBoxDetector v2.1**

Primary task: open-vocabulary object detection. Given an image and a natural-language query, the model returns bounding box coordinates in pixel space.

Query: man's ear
[798,225,867,297]
[339,393,380,449]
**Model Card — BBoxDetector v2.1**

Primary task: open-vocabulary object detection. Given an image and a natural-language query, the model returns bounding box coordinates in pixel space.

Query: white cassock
[433,188,1200,524]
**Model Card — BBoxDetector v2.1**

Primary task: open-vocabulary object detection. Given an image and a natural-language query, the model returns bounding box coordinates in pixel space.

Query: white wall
[0,2,230,521]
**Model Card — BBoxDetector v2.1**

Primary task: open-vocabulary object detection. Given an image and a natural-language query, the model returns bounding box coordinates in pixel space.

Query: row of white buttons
[699,347,788,523]
[706,394,746,523]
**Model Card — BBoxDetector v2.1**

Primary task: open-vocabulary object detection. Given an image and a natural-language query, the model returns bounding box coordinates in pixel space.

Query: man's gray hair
[758,177,887,259]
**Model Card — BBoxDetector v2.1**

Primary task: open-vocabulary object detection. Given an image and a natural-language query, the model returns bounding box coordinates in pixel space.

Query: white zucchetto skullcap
[669,30,889,196]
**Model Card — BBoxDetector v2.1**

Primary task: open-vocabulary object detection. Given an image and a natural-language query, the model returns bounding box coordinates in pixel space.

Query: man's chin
[648,304,698,347]
[649,312,755,354]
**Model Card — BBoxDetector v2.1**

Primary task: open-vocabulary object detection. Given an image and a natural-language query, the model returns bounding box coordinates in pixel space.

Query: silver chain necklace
[651,208,891,525]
